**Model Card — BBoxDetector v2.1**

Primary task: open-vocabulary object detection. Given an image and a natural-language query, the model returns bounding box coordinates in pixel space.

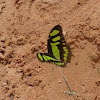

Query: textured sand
[0,0,100,100]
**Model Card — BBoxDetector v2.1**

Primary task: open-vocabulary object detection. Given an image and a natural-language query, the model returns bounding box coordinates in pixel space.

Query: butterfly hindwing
[37,53,59,62]
[37,25,69,66]
[37,53,65,66]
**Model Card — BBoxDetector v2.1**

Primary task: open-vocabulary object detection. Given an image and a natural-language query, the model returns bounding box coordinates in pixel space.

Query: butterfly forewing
[48,25,69,64]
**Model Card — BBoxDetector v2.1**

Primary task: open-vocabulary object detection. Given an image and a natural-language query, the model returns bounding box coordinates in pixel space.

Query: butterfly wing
[37,53,65,66]
[37,25,70,66]
[47,25,69,65]
[37,53,59,62]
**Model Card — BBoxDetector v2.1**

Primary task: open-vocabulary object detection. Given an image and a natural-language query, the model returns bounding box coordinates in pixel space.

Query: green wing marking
[37,25,70,66]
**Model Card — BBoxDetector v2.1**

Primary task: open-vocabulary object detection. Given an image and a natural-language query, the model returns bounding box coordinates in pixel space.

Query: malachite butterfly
[37,25,71,66]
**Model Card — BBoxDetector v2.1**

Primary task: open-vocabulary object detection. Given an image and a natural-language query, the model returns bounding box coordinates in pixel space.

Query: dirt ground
[0,0,100,100]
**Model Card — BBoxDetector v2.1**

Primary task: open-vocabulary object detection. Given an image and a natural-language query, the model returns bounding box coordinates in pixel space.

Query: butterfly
[37,25,70,66]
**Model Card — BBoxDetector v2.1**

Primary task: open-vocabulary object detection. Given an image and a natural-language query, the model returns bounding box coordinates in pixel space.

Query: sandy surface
[0,0,100,100]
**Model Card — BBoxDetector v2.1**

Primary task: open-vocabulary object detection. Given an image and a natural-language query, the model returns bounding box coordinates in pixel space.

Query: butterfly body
[37,25,70,66]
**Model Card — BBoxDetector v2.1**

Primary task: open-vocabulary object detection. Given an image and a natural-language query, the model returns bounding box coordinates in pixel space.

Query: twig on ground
[96,66,100,76]
[59,69,77,100]
[10,93,14,100]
